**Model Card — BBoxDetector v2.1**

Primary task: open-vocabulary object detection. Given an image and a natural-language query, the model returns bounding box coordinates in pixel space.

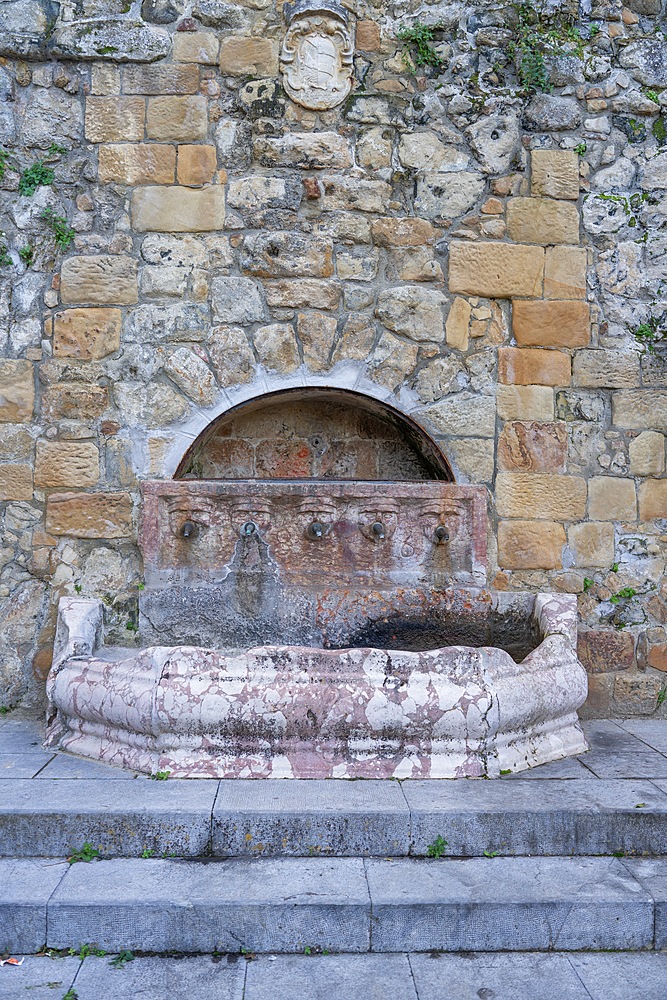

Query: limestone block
[34,441,99,488]
[568,522,615,568]
[386,248,442,283]
[497,421,568,473]
[60,256,138,305]
[146,96,207,141]
[50,19,171,63]
[218,37,278,76]
[639,479,667,519]
[132,186,225,232]
[619,38,667,86]
[140,234,210,269]
[173,31,219,64]
[140,265,188,298]
[18,88,83,149]
[113,382,189,428]
[356,19,381,50]
[573,349,640,389]
[53,308,121,360]
[264,280,341,310]
[370,333,419,391]
[448,241,544,298]
[0,464,33,501]
[376,287,446,342]
[499,348,570,387]
[544,246,587,300]
[98,144,175,185]
[46,492,133,538]
[414,357,464,403]
[588,477,637,521]
[0,360,34,422]
[212,276,266,324]
[321,175,391,213]
[253,132,352,170]
[446,438,495,483]
[398,133,469,172]
[498,520,565,569]
[496,385,554,421]
[524,94,582,131]
[612,390,667,433]
[254,323,300,373]
[506,198,580,245]
[177,145,217,186]
[42,384,108,422]
[578,629,635,674]
[227,175,298,213]
[164,347,217,405]
[91,64,120,95]
[207,325,255,386]
[356,129,393,170]
[614,673,664,713]
[445,297,471,351]
[415,171,486,219]
[241,232,333,279]
[426,393,496,438]
[297,312,337,371]
[123,64,200,95]
[372,218,436,247]
[336,248,379,282]
[496,473,587,520]
[531,150,580,200]
[512,300,590,348]
[85,97,145,143]
[629,431,665,477]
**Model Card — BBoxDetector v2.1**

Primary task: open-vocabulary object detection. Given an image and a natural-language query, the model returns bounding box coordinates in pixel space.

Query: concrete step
[2,777,667,859]
[3,855,666,954]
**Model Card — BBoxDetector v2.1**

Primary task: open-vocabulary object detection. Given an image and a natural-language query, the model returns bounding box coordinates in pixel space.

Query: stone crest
[280,0,354,111]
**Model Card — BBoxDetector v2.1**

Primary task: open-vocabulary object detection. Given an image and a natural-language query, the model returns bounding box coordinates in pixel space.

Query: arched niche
[175,387,453,482]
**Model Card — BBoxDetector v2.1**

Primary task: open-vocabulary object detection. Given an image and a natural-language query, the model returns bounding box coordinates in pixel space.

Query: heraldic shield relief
[280,0,355,111]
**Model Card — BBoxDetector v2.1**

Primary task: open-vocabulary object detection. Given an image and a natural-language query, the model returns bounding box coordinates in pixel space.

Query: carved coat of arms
[280,1,354,111]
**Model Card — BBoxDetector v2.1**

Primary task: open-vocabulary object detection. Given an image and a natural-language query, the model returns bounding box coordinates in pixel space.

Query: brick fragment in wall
[498,348,570,387]
[506,198,580,245]
[496,473,587,520]
[498,520,566,570]
[0,360,34,422]
[448,241,544,298]
[46,492,133,539]
[578,630,635,674]
[512,301,590,348]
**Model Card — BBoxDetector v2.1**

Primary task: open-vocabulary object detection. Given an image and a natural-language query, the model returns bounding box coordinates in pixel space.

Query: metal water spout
[182,521,196,539]
[372,520,385,539]
[435,525,449,543]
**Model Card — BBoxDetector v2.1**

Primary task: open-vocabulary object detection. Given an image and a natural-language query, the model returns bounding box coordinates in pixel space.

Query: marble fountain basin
[45,481,588,778]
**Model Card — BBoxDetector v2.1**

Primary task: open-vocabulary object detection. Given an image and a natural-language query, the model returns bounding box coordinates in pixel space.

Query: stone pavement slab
[364,856,654,952]
[244,953,418,1000]
[575,749,667,779]
[47,857,371,953]
[409,952,591,1000]
[0,779,218,857]
[507,756,597,779]
[0,859,69,954]
[619,719,667,754]
[35,753,140,779]
[213,779,410,857]
[0,753,54,779]
[620,856,667,948]
[0,719,46,754]
[72,954,246,1000]
[569,952,667,1000]
[580,719,649,752]
[0,956,80,999]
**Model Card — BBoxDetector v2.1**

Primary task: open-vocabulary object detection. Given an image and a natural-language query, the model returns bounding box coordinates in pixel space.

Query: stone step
[2,777,667,859]
[3,856,665,955]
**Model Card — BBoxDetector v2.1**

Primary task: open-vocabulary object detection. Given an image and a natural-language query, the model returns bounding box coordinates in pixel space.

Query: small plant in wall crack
[631,313,667,354]
[67,842,100,865]
[109,950,134,968]
[41,207,75,251]
[426,835,448,858]
[397,21,446,73]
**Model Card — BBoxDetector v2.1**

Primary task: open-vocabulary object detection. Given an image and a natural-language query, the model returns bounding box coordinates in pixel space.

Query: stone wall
[2,0,667,717]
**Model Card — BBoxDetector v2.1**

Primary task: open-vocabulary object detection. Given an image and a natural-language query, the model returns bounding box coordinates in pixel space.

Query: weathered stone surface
[241,233,333,279]
[227,175,299,214]
[386,248,442,283]
[320,176,391,214]
[98,144,175,185]
[219,37,278,76]
[337,247,380,282]
[53,309,121,361]
[573,350,640,389]
[254,323,300,373]
[376,287,446,342]
[141,264,188,298]
[142,0,183,24]
[85,97,145,143]
[499,348,570,386]
[18,88,83,149]
[146,96,207,142]
[496,385,554,421]
[639,479,667,519]
[415,172,486,219]
[207,325,255,386]
[50,20,171,63]
[131,186,225,232]
[113,382,189,427]
[371,218,436,248]
[447,438,495,483]
[531,150,580,200]
[34,441,99,489]
[544,246,587,300]
[498,421,568,473]
[426,393,496,438]
[46,492,133,538]
[0,464,33,501]
[124,303,211,343]
[140,235,211,269]
[578,630,635,674]
[498,520,565,570]
[211,277,266,324]
[60,257,138,306]
[0,360,34,422]
[369,334,419,390]
[398,133,469,172]
[589,477,637,521]
[264,280,341,310]
[507,198,580,245]
[523,94,582,131]
[164,347,217,405]
[619,39,667,86]
[639,152,667,191]
[496,473,587,519]
[629,431,665,477]
[297,312,337,371]
[449,242,544,298]
[173,31,219,64]
[568,522,615,568]
[123,64,200,95]
[513,301,590,348]
[445,297,471,352]
[42,384,108,422]
[467,112,521,175]
[254,132,352,170]
[613,391,667,433]
[177,145,218,186]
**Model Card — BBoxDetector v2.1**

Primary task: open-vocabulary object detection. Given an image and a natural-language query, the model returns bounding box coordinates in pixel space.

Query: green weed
[67,842,100,865]
[397,21,445,73]
[109,950,134,968]
[18,160,54,196]
[150,770,170,781]
[41,207,75,251]
[426,835,448,858]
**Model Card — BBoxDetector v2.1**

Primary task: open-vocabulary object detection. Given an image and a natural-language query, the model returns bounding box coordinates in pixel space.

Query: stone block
[568,522,615,568]
[387,247,442,283]
[506,198,580,245]
[426,393,496,438]
[445,297,471,351]
[356,20,381,50]
[241,233,333,279]
[513,300,590,348]
[589,477,637,521]
[578,630,635,674]
[497,421,568,473]
[629,431,665,477]
[53,308,121,360]
[496,473,587,519]
[73,956,245,999]
[132,186,225,232]
[371,218,436,247]
[321,175,391,214]
[46,492,133,538]
[544,246,587,299]
[85,96,145,143]
[123,64,200,95]
[0,464,33,501]
[264,280,341,310]
[639,479,667,519]
[60,256,138,306]
[177,144,218,186]
[497,385,554,421]
[254,323,300,373]
[447,438,495,483]
[0,859,69,953]
[297,312,337,371]
[376,287,446,342]
[531,150,580,200]
[98,144,175,185]
[42,384,108,422]
[91,63,120,96]
[254,132,352,170]
[499,348,570,386]
[498,520,565,569]
[34,441,99,488]
[613,390,667,433]
[146,96,207,141]
[173,31,219,64]
[212,277,266,324]
[0,360,34,422]
[573,350,640,389]
[448,241,544,298]
[218,37,278,76]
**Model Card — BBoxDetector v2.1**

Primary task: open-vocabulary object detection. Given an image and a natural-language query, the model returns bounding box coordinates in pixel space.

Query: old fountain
[45,388,588,778]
